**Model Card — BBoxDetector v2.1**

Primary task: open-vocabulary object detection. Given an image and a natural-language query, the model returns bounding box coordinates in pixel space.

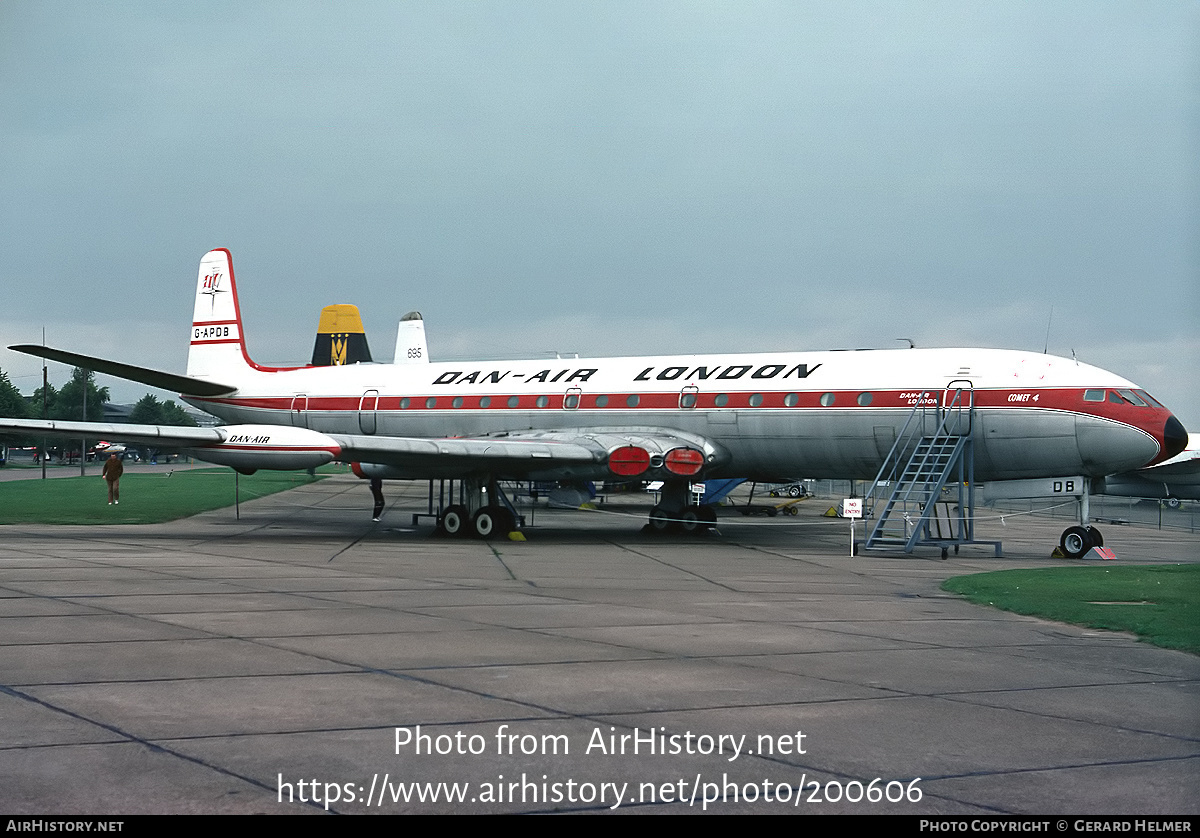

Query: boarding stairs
[862,387,1000,557]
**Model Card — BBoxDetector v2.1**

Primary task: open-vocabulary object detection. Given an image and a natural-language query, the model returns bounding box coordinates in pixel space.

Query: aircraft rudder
[187,248,251,378]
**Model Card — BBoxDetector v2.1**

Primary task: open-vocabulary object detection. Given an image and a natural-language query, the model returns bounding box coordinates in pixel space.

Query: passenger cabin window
[857,392,873,406]
[479,396,491,408]
[784,393,799,407]
[626,394,640,407]
[400,397,411,409]
[748,394,763,407]
[536,395,549,408]
[425,397,437,409]
[595,395,609,408]
[452,397,463,409]
[819,393,835,407]
[714,394,729,407]
[507,395,520,408]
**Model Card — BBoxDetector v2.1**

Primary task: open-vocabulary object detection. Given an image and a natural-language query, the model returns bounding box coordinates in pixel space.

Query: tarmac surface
[0,474,1196,815]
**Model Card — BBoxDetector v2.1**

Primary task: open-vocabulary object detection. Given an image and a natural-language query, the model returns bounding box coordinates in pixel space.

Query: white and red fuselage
[179,249,1186,483]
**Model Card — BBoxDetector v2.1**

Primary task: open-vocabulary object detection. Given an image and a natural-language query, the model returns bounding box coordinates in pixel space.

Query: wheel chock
[507,531,527,542]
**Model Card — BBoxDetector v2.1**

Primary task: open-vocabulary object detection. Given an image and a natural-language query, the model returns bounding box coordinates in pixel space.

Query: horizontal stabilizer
[9,344,236,397]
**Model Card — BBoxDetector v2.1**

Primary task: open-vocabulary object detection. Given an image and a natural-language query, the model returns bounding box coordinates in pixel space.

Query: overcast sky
[1,2,1197,428]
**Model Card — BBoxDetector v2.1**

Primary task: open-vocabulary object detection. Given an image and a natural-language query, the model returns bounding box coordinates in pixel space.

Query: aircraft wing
[0,418,223,448]
[1,417,725,480]
[8,344,236,397]
[1137,455,1200,479]
[330,428,727,480]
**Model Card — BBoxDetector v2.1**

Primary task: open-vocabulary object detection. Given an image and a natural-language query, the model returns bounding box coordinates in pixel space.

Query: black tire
[788,485,801,498]
[1084,526,1103,548]
[649,505,672,532]
[1060,525,1091,559]
[471,507,498,539]
[441,504,469,537]
[679,506,701,533]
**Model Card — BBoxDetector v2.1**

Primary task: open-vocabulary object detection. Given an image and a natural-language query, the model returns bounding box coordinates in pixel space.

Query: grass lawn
[0,467,332,525]
[942,564,1200,655]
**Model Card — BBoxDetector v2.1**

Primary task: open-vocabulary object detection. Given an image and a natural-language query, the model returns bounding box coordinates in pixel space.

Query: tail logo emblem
[201,271,226,314]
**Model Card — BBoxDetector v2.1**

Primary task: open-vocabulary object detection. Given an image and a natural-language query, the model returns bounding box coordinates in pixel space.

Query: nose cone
[1162,414,1188,461]
[1076,415,1161,475]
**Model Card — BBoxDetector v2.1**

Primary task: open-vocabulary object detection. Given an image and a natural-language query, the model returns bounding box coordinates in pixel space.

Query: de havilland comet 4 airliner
[2,249,1188,551]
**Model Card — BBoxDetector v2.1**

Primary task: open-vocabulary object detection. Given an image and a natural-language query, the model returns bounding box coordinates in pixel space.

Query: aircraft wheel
[648,505,672,533]
[1060,525,1091,559]
[788,485,801,497]
[1085,525,1103,548]
[475,506,515,538]
[679,506,701,533]
[441,505,469,537]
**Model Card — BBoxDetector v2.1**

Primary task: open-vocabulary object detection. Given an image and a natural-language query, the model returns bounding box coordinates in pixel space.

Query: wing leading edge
[0,417,725,482]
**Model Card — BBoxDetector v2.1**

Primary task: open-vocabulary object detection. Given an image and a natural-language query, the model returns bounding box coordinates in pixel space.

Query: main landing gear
[1057,480,1104,559]
[437,478,520,540]
[1059,525,1103,559]
[646,481,718,535]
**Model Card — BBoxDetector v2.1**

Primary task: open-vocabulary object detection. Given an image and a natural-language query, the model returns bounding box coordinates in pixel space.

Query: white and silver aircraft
[3,249,1188,547]
[1099,434,1199,504]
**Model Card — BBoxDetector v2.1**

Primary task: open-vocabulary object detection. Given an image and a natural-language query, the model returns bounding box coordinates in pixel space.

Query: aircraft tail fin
[187,248,260,380]
[310,304,372,366]
[394,311,429,364]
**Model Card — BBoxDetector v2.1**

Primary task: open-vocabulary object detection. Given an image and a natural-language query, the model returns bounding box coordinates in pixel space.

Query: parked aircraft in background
[1098,435,1199,504]
[2,249,1187,554]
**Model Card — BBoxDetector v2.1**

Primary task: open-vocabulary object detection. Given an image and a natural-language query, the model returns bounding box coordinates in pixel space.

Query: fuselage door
[290,395,308,429]
[563,387,581,410]
[359,389,379,434]
[942,380,974,435]
[679,384,699,410]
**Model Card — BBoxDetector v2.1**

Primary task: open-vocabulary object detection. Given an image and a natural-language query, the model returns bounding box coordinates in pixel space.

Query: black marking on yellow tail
[311,304,372,366]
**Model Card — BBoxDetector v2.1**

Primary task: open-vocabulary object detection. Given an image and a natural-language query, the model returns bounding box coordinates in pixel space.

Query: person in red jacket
[102,453,123,505]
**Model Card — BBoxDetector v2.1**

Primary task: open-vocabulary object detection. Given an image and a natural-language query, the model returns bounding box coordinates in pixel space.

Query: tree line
[0,366,198,453]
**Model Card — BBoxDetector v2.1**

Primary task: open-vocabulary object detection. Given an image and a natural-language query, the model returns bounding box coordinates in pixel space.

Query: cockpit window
[1083,389,1105,402]
[1136,390,1164,408]
[1117,389,1148,406]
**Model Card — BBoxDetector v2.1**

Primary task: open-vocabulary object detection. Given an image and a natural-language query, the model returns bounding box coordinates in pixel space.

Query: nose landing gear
[1059,524,1103,559]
